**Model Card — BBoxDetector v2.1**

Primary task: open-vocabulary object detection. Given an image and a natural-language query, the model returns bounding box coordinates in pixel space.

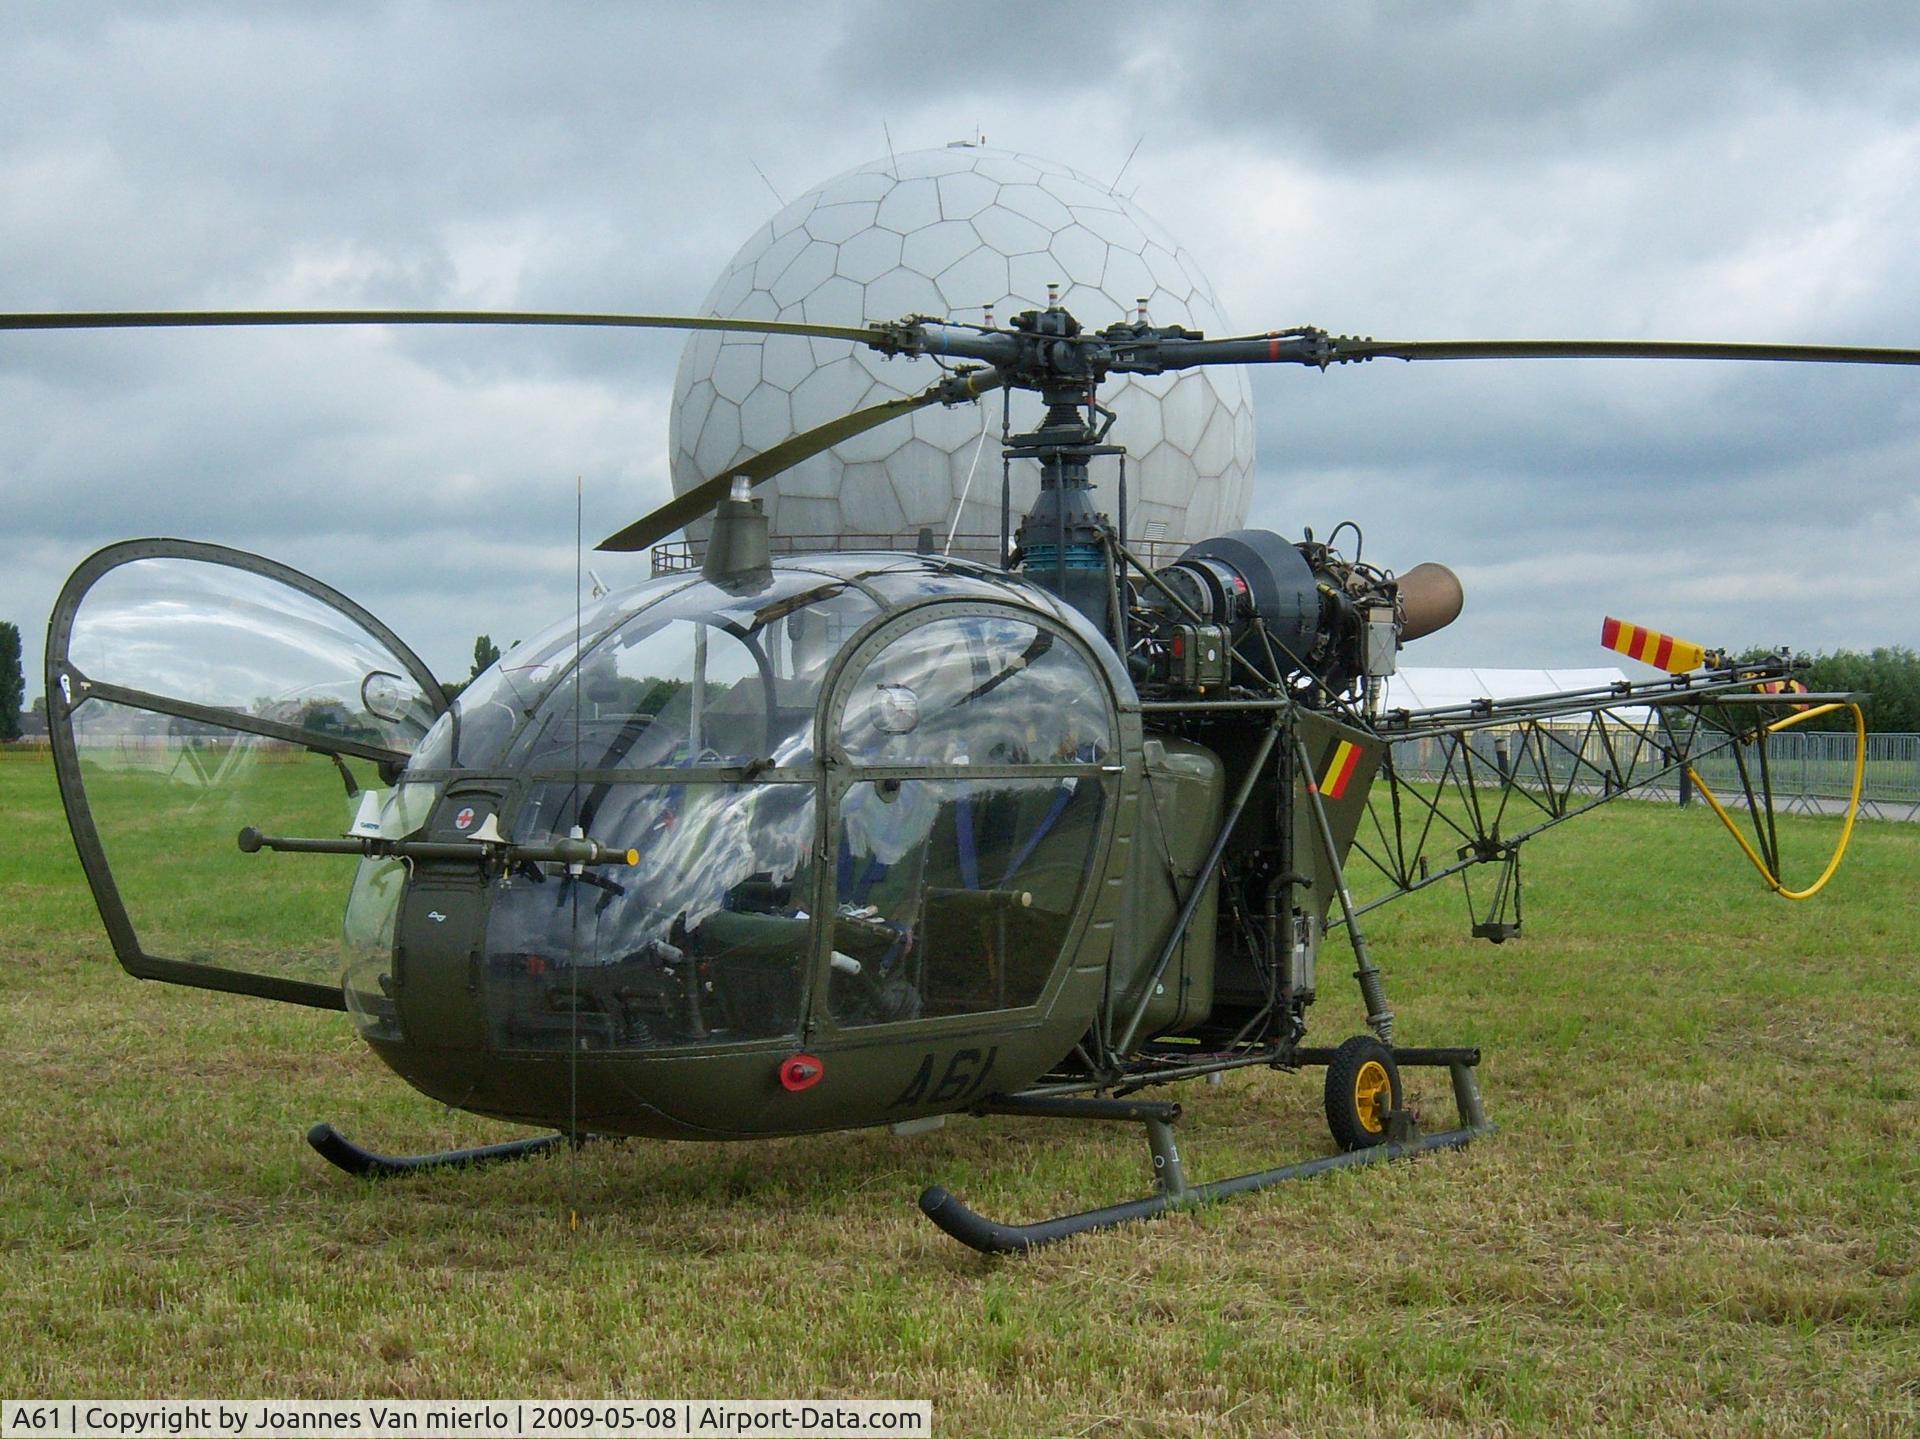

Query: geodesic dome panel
[671,145,1255,557]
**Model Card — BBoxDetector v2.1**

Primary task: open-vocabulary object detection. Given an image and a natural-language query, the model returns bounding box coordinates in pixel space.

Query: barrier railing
[650,533,1194,575]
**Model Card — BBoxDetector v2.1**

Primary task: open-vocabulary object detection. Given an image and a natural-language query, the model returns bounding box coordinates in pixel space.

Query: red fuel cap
[779,1053,825,1092]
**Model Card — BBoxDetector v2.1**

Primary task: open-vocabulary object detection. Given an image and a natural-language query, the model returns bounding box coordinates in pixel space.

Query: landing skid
[922,1047,1492,1254]
[306,1122,583,1178]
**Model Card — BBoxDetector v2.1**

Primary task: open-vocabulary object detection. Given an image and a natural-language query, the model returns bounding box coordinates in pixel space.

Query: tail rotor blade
[1600,616,1710,673]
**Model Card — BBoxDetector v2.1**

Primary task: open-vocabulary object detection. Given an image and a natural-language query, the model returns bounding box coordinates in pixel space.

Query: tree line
[0,622,22,741]
[1765,645,1920,733]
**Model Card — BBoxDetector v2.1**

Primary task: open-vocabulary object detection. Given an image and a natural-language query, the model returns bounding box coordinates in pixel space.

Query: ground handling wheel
[1325,1035,1404,1151]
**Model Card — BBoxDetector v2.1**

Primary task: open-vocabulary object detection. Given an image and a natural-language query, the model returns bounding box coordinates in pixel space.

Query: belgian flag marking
[1321,738,1364,801]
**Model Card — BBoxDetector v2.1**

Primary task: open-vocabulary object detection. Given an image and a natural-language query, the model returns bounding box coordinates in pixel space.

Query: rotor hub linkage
[916,306,1362,388]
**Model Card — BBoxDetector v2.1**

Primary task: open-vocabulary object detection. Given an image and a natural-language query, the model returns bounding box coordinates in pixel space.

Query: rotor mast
[993,298,1126,633]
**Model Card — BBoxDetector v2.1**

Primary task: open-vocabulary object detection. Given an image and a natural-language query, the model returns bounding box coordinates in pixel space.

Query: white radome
[670,144,1255,557]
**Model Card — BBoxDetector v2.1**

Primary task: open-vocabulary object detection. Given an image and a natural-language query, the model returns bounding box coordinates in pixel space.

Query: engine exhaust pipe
[1397,562,1465,642]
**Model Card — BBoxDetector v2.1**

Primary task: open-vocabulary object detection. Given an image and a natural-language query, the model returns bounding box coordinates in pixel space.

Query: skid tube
[307,1122,588,1178]
[919,1049,1491,1254]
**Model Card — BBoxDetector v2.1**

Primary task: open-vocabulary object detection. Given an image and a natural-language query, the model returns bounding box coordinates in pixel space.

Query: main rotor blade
[0,308,888,346]
[1340,336,1920,366]
[596,369,1003,554]
[1166,331,1920,370]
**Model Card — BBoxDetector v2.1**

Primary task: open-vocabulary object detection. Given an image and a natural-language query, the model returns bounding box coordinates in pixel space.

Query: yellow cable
[1686,701,1866,900]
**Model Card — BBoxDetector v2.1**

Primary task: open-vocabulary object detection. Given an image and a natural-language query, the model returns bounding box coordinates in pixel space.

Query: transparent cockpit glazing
[59,552,442,998]
[67,556,438,753]
[828,774,1108,1027]
[827,609,1118,1028]
[483,782,818,1052]
[342,781,443,1038]
[838,611,1116,767]
[509,568,883,774]
[383,557,1127,1054]
[412,581,676,774]
[68,697,374,983]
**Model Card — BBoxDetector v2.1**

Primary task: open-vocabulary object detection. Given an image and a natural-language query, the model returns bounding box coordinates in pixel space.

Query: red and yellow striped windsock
[1600,617,1707,673]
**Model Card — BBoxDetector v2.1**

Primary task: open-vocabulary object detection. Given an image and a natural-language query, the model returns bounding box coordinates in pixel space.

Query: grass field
[1,748,1915,1436]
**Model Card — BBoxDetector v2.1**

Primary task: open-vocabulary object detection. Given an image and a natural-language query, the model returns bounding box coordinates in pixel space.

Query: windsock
[1600,616,1707,673]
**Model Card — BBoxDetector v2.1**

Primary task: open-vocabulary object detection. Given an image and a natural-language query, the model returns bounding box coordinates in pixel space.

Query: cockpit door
[817,603,1121,1037]
[47,539,449,1009]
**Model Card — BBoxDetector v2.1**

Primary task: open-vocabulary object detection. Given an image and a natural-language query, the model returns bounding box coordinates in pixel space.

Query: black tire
[1324,1034,1402,1151]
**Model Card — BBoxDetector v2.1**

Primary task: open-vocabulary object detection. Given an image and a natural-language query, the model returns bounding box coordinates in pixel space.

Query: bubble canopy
[48,540,1135,1123]
[365,554,1131,1060]
[410,554,1130,781]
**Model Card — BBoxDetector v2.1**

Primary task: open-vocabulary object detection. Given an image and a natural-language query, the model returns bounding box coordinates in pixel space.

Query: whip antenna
[568,474,583,1234]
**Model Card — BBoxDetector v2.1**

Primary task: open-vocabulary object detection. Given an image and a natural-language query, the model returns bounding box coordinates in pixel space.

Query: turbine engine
[1132,528,1463,704]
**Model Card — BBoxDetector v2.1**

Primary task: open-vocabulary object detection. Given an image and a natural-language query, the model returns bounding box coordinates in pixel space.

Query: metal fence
[1687,728,1920,820]
[1391,727,1920,822]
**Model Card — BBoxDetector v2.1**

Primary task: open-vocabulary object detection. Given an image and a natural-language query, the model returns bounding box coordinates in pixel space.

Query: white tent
[1383,666,1634,714]
[1383,667,1660,730]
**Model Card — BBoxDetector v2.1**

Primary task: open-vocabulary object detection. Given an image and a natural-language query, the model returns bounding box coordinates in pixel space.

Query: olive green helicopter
[12,299,1902,1252]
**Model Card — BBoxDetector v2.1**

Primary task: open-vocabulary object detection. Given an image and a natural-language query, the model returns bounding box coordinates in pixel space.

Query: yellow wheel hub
[1354,1059,1391,1134]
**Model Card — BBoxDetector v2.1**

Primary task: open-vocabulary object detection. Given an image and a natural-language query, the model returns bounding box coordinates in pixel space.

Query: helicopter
[11,298,1899,1253]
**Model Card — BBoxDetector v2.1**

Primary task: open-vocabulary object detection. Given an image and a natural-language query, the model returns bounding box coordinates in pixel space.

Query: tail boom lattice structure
[1345,665,1846,930]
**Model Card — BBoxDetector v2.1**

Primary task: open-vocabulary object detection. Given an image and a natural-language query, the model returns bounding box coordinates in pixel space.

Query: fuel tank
[1109,736,1224,1039]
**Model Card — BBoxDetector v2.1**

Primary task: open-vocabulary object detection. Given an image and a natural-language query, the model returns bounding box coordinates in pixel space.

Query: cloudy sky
[5,2,1919,698]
